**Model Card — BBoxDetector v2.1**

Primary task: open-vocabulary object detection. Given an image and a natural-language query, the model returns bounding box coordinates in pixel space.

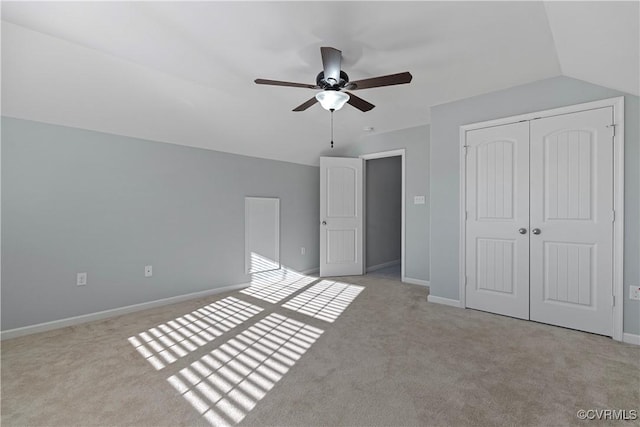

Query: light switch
[414,196,426,205]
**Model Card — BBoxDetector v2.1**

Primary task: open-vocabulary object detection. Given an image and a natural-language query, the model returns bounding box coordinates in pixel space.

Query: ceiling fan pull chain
[330,109,334,148]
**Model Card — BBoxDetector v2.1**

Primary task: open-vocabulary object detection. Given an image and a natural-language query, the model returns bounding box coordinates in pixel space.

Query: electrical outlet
[76,272,87,286]
[301,247,306,255]
[630,286,640,300]
[145,265,153,278]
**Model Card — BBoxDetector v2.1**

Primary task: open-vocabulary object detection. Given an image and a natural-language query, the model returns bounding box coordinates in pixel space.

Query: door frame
[360,149,406,282]
[459,96,625,341]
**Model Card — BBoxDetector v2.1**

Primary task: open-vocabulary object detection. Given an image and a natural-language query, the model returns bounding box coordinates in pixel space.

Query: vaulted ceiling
[2,1,638,165]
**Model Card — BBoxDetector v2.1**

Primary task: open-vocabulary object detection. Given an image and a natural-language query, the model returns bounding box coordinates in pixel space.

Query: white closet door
[529,107,614,336]
[465,122,530,319]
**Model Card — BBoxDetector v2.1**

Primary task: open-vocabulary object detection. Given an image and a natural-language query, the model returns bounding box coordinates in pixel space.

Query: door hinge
[611,210,615,222]
[463,145,469,155]
[465,276,468,286]
[612,295,615,307]
[465,211,468,221]
[607,124,616,137]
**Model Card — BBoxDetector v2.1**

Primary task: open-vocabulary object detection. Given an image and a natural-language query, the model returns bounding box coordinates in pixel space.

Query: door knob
[532,228,541,235]
[321,221,327,225]
[518,228,527,234]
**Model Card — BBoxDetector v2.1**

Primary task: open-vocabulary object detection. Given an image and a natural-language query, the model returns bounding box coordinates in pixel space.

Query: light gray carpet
[366,264,401,280]
[2,273,639,426]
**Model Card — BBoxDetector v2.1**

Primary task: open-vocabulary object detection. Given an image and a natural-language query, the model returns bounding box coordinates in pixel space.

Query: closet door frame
[459,96,624,341]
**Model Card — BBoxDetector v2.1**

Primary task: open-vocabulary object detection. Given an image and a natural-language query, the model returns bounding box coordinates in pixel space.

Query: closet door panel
[465,122,530,319]
[529,107,613,336]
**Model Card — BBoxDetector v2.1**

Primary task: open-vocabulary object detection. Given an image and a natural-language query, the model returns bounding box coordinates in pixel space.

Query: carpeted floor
[1,272,639,426]
[366,264,401,280]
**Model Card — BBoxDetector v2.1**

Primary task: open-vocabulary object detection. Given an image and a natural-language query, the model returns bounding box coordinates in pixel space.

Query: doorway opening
[361,150,406,282]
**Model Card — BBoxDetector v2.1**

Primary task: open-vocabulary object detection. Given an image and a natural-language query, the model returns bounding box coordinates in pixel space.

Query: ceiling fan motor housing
[316,71,349,90]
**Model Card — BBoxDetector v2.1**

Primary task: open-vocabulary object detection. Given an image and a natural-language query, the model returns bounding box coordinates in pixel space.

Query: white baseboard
[403,277,430,287]
[427,294,463,308]
[622,332,640,346]
[366,259,401,273]
[1,282,249,341]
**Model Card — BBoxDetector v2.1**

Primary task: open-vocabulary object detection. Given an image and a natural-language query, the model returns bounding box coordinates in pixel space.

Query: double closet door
[465,107,614,336]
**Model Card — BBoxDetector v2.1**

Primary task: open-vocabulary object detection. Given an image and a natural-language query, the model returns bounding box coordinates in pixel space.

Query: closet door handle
[518,228,527,234]
[532,228,541,235]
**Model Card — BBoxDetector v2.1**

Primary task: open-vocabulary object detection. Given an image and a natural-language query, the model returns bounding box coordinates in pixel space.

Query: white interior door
[465,122,530,319]
[320,157,363,277]
[529,107,614,336]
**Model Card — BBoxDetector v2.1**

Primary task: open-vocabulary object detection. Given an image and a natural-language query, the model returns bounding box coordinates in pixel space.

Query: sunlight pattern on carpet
[281,280,364,322]
[128,297,263,370]
[167,313,323,426]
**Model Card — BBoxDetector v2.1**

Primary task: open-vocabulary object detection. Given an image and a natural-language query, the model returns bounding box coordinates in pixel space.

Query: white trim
[427,295,463,308]
[0,112,2,311]
[459,96,625,341]
[0,282,249,340]
[360,149,406,161]
[366,259,401,273]
[622,333,640,346]
[403,277,430,287]
[459,97,625,132]
[459,125,467,309]
[360,149,406,282]
[611,97,625,342]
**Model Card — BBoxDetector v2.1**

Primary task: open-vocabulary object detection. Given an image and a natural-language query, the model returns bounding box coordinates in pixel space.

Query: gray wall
[334,125,430,282]
[366,156,402,269]
[1,117,320,330]
[430,76,640,335]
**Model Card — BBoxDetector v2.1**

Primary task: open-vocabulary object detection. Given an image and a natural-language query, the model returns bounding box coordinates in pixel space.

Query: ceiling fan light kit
[315,90,350,111]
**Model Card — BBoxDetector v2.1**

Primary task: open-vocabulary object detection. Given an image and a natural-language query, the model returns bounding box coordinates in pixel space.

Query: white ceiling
[1,1,638,166]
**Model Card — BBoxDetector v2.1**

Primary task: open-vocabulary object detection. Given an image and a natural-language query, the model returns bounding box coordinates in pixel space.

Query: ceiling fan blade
[321,47,342,84]
[349,72,413,90]
[345,92,375,112]
[292,97,318,111]
[255,78,318,89]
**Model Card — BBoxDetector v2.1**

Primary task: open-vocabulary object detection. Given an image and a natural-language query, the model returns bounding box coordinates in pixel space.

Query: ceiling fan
[255,47,412,112]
